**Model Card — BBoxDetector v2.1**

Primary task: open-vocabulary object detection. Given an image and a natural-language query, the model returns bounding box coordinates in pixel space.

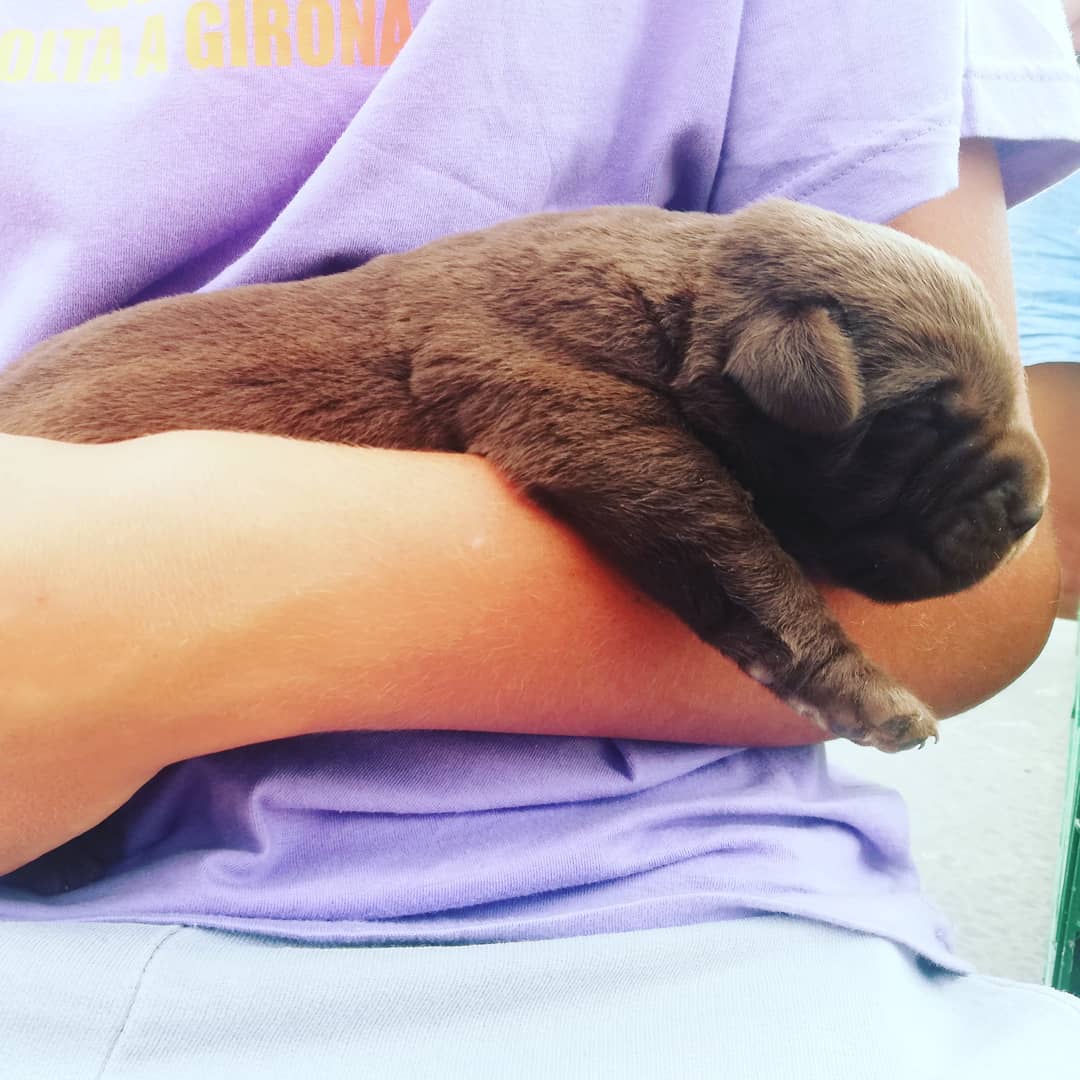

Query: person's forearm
[0,428,814,873]
[17,429,1059,749]
[2,428,829,766]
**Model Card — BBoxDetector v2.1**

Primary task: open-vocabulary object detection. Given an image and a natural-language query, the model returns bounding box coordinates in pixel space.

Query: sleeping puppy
[0,199,1048,752]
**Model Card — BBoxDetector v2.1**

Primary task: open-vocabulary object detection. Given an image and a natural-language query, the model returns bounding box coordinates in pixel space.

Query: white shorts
[4,914,1079,1079]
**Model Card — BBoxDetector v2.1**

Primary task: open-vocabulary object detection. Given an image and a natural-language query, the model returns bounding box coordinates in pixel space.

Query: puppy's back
[0,206,718,448]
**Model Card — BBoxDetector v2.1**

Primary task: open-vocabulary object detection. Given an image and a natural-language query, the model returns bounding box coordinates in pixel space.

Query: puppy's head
[676,199,1048,603]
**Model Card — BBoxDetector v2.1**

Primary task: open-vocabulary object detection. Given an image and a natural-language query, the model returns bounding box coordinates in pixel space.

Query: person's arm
[0,139,1060,874]
[1028,362,1080,617]
[1032,0,1080,617]
[1065,0,1080,50]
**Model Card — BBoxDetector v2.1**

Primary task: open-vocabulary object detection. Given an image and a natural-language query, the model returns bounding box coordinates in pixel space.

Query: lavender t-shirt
[2,1,1079,972]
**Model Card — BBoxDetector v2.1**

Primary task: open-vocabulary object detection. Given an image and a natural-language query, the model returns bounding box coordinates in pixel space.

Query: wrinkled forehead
[862,322,1020,426]
[857,255,1018,413]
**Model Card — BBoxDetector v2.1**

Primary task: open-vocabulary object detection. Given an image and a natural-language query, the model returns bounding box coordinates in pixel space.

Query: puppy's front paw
[851,683,939,753]
[725,616,938,753]
[788,676,938,753]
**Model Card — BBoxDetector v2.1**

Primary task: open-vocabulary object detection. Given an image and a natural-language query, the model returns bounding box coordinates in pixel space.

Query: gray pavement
[828,618,1079,983]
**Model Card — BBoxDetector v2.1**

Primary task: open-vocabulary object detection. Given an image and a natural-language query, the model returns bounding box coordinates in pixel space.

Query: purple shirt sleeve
[712,0,1080,223]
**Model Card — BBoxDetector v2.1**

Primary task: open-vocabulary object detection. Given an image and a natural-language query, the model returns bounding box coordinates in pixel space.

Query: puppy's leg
[460,372,938,752]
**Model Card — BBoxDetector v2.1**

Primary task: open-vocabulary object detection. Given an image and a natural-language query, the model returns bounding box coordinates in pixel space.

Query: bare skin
[1028,362,1080,617]
[1042,9,1080,613]
[0,139,1064,875]
[1066,0,1080,48]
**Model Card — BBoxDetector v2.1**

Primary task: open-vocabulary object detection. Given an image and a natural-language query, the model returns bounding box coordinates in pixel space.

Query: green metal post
[1048,626,1080,994]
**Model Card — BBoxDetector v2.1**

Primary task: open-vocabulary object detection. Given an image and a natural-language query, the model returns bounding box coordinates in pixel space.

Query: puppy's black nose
[1009,501,1044,540]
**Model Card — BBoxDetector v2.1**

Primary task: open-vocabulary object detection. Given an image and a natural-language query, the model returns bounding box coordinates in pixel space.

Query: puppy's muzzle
[997,424,1050,561]
[931,425,1048,578]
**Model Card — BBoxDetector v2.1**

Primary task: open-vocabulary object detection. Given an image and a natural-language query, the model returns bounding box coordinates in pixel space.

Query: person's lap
[4,914,1079,1080]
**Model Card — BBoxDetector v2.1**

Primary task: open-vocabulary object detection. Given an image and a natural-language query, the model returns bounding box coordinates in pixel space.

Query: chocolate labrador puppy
[0,199,1048,752]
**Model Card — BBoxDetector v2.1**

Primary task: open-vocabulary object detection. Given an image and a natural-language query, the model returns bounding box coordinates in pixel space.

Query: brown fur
[0,199,1048,751]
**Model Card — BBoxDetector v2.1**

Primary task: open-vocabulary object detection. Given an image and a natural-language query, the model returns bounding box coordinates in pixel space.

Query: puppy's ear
[725,305,864,434]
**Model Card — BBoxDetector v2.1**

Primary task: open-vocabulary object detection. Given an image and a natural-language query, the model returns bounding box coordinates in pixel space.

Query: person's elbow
[918,520,1060,720]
